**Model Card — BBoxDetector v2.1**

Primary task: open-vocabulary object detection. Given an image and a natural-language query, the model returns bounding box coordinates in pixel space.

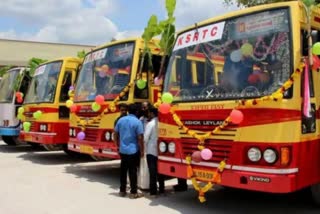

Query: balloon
[91,102,101,112]
[68,90,74,97]
[162,92,173,104]
[230,49,242,62]
[23,122,31,131]
[154,77,162,86]
[95,95,104,105]
[77,131,85,140]
[248,74,260,84]
[15,92,22,98]
[17,114,23,120]
[66,100,73,108]
[312,42,320,55]
[69,86,75,91]
[241,43,253,56]
[191,151,202,163]
[313,55,320,70]
[159,103,171,114]
[136,79,147,89]
[258,72,270,83]
[17,97,23,103]
[70,104,78,113]
[88,94,96,100]
[33,110,42,119]
[18,107,24,114]
[230,109,244,124]
[201,148,213,160]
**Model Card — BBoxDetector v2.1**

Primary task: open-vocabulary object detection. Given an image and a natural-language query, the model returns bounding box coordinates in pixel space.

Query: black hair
[128,103,138,115]
[149,107,158,117]
[118,103,128,109]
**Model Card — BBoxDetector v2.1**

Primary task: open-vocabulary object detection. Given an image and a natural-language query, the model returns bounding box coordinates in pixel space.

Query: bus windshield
[164,8,291,102]
[24,61,62,103]
[74,42,134,102]
[0,68,21,103]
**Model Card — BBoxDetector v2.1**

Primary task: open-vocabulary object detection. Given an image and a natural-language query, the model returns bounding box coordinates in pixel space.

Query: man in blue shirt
[114,103,144,199]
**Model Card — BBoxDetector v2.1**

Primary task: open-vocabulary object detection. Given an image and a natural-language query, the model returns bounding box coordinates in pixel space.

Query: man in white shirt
[144,107,164,196]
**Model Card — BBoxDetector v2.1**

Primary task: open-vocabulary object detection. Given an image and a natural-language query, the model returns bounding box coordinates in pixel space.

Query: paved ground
[0,140,319,214]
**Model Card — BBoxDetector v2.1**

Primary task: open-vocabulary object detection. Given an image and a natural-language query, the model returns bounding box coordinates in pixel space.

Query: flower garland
[68,82,133,132]
[156,64,304,202]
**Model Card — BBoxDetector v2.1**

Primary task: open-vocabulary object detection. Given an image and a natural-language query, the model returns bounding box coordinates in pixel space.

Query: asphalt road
[0,140,319,214]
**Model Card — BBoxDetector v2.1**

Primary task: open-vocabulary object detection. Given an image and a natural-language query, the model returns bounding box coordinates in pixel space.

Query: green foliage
[140,0,176,77]
[0,65,13,77]
[28,57,47,76]
[77,50,86,59]
[223,0,320,7]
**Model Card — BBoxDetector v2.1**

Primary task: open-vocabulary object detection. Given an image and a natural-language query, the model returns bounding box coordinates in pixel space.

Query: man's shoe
[129,192,144,199]
[173,184,188,192]
[119,191,126,197]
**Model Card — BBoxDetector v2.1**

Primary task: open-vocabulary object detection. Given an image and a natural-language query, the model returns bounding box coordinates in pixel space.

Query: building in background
[0,39,95,68]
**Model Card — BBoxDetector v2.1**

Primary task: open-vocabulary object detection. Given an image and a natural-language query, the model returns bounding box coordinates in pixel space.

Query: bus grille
[83,128,99,141]
[180,128,235,162]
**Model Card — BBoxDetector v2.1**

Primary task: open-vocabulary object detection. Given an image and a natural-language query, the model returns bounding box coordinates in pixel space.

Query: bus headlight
[168,142,175,154]
[72,129,76,137]
[111,132,115,141]
[247,147,261,162]
[159,142,167,153]
[263,149,277,164]
[69,129,73,137]
[105,131,111,141]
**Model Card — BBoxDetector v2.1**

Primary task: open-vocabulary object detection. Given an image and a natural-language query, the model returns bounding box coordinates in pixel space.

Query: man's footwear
[119,191,126,197]
[129,192,144,199]
[173,184,188,192]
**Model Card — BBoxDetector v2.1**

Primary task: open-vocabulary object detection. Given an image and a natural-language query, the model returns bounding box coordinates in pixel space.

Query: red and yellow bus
[158,1,320,204]
[19,57,82,153]
[67,38,162,159]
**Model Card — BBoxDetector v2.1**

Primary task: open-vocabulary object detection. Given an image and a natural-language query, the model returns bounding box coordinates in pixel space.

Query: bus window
[60,72,72,102]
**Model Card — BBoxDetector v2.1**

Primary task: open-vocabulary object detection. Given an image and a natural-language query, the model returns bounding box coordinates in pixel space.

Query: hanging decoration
[154,63,303,202]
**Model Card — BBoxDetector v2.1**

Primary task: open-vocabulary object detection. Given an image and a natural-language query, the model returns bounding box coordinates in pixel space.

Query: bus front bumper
[158,156,298,193]
[68,139,120,159]
[0,127,20,136]
[20,131,57,144]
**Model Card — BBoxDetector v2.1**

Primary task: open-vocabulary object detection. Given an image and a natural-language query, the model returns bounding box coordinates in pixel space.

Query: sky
[0,0,238,46]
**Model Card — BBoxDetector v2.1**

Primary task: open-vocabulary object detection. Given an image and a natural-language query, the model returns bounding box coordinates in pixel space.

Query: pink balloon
[230,109,244,124]
[77,131,85,140]
[201,148,213,160]
[154,77,162,86]
[159,103,171,114]
[191,151,202,163]
[70,104,78,113]
[95,95,104,104]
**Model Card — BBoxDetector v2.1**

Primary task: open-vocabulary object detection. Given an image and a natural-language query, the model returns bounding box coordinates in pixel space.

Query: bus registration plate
[80,145,93,154]
[193,169,214,182]
[25,134,32,142]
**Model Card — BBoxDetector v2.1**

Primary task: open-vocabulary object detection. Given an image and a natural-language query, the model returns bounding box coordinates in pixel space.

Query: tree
[224,0,320,7]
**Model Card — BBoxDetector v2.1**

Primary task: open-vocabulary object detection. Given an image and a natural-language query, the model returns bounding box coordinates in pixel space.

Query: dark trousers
[120,151,140,194]
[147,154,165,195]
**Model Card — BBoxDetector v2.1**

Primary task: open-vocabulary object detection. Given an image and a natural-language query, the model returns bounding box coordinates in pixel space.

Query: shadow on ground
[64,160,320,214]
[18,151,93,165]
[65,160,121,190]
[0,144,45,153]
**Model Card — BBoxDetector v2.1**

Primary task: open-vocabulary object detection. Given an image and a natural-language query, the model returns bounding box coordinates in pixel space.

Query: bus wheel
[90,155,110,161]
[2,136,20,146]
[311,183,320,205]
[43,144,64,151]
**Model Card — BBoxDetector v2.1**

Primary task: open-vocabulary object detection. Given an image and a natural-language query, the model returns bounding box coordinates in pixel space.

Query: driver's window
[59,71,72,102]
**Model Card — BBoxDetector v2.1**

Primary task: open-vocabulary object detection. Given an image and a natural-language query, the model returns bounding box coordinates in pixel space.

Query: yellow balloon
[241,43,253,56]
[66,100,73,108]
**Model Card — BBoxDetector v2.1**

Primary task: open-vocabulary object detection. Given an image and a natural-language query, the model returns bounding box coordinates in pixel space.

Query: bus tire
[2,136,20,146]
[311,184,320,205]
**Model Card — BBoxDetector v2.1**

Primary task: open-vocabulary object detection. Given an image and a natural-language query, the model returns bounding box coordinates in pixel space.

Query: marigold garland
[69,82,133,131]
[155,64,304,202]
